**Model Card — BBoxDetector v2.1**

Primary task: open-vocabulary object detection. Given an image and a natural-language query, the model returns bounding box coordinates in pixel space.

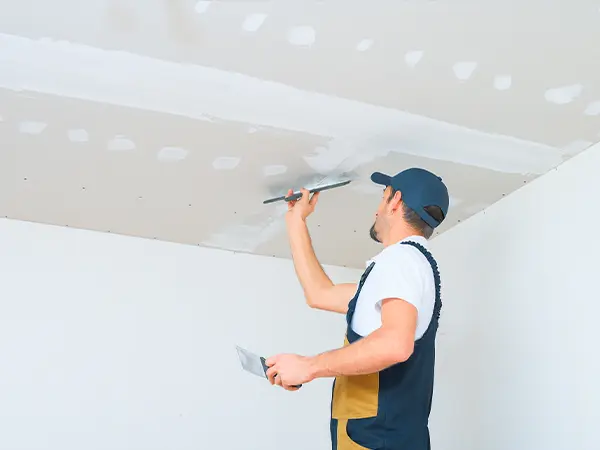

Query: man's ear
[391,190,403,213]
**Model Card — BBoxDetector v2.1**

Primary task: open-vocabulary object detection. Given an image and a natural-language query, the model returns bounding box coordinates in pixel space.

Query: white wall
[0,219,361,450]
[428,144,600,450]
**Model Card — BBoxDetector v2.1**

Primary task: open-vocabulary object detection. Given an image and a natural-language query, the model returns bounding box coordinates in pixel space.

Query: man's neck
[382,226,423,248]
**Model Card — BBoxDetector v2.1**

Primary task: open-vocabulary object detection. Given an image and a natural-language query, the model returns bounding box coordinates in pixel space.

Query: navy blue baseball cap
[371,167,449,228]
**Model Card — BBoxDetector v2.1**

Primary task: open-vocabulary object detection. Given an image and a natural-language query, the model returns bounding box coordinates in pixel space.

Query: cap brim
[371,172,391,186]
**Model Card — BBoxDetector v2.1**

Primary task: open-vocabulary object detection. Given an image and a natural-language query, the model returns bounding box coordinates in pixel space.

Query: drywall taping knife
[235,345,302,388]
[262,179,351,204]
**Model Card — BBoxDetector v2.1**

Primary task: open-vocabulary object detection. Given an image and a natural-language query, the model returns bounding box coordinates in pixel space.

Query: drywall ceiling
[1,0,599,268]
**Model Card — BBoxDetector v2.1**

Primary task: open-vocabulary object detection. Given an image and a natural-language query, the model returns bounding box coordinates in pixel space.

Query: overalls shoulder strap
[399,240,442,330]
[345,261,375,326]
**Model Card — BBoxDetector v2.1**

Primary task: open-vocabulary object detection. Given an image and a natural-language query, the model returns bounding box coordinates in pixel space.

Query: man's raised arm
[285,188,357,313]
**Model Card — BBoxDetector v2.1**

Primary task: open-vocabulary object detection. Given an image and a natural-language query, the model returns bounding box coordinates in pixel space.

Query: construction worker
[266,168,449,450]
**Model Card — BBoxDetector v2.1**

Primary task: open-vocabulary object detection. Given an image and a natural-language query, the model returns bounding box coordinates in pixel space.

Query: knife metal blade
[235,345,269,379]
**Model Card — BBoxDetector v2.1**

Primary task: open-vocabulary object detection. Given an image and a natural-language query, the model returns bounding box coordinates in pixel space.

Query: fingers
[286,188,318,203]
[265,355,278,366]
[266,358,285,387]
[266,365,277,384]
[268,371,281,386]
[266,366,299,391]
[269,371,282,387]
[286,189,295,210]
[298,188,310,203]
[286,187,319,217]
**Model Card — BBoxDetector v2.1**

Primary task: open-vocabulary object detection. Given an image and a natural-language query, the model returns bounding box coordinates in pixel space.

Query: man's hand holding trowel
[265,187,323,391]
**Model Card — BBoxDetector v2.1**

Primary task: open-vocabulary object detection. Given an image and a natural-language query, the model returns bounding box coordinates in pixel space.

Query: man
[265,167,449,450]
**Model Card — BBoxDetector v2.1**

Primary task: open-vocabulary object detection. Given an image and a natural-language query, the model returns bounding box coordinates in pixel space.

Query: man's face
[369,186,393,243]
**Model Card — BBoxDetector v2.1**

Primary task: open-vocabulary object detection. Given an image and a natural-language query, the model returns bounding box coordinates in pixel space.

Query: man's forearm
[286,218,333,301]
[309,328,412,378]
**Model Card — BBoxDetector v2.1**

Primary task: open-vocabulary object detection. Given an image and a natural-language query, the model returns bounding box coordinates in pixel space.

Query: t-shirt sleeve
[366,247,425,314]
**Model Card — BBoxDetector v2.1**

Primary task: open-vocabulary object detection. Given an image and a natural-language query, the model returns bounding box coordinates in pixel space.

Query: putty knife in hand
[262,179,351,204]
[235,345,302,388]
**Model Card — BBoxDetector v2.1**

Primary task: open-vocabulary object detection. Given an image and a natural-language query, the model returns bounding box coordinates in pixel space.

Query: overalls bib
[330,241,442,450]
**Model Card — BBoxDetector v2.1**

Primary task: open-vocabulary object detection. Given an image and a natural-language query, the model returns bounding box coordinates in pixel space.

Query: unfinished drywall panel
[0,218,362,450]
[427,143,600,449]
[1,0,600,267]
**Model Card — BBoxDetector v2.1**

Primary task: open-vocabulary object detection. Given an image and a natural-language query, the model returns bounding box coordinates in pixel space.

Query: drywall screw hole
[23,177,28,181]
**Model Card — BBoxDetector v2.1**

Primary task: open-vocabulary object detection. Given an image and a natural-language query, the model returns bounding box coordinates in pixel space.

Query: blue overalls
[330,241,442,450]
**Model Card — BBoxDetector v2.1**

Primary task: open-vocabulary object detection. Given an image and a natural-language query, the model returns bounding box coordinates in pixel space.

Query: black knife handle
[260,356,302,388]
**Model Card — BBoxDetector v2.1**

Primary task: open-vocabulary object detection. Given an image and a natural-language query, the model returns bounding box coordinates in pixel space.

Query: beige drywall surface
[427,143,600,449]
[1,0,599,267]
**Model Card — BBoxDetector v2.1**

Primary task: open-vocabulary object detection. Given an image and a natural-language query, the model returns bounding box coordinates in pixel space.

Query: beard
[369,222,381,243]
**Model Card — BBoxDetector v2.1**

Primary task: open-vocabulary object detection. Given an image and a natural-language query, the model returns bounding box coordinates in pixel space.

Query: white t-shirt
[350,236,435,341]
